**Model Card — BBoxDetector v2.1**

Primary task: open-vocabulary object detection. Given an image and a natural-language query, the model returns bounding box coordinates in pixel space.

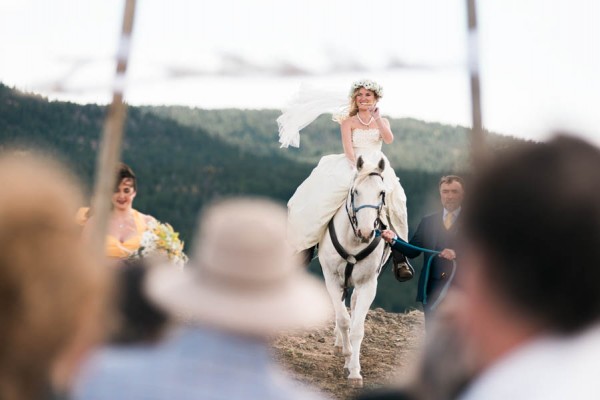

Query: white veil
[277,84,350,148]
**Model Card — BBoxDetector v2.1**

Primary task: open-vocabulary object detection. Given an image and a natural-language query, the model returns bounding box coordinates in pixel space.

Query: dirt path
[273,308,425,399]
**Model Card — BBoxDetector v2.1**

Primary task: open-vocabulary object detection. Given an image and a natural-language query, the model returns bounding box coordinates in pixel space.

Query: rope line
[375,230,457,310]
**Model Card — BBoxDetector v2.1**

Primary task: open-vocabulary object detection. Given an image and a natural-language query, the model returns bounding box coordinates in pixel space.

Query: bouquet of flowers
[131,220,188,267]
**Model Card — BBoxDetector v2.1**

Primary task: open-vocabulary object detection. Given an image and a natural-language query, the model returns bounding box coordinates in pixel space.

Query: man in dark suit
[382,175,464,321]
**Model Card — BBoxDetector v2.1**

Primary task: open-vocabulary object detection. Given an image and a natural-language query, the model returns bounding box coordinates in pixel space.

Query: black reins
[328,219,383,302]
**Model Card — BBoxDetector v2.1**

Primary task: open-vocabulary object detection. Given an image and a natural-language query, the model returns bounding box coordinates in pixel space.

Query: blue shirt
[73,326,325,400]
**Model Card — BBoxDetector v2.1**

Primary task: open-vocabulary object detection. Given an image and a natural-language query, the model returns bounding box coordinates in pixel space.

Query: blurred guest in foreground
[359,134,600,400]
[109,259,169,345]
[74,198,332,400]
[0,153,109,400]
[456,135,600,399]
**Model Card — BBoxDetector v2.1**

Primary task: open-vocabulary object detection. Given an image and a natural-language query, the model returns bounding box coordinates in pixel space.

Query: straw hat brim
[145,264,333,337]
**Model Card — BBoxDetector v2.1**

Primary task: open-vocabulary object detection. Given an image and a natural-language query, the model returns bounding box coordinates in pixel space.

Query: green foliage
[0,83,523,313]
[142,106,523,173]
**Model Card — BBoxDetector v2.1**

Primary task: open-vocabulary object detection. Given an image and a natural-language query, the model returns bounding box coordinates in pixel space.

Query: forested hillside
[143,106,520,173]
[0,83,522,312]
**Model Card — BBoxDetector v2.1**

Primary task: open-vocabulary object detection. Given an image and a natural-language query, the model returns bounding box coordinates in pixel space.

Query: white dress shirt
[459,323,600,400]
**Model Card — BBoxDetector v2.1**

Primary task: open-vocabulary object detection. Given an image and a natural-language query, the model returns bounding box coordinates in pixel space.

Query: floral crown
[349,79,384,98]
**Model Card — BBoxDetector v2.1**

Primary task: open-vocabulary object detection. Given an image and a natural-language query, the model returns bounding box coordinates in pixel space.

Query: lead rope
[380,233,457,310]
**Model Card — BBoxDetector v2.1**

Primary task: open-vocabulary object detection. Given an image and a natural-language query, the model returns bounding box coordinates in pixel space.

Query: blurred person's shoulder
[73,327,330,400]
[459,322,600,400]
[73,330,183,398]
[269,367,331,400]
[76,340,166,380]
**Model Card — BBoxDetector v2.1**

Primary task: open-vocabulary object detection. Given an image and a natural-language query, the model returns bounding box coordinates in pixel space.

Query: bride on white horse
[279,79,408,258]
[278,79,409,387]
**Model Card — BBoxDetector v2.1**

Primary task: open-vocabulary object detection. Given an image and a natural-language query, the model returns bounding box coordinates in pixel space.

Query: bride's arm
[341,119,356,167]
[376,117,394,144]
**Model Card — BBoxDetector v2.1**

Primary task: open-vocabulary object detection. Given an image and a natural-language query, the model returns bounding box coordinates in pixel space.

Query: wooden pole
[89,0,137,259]
[466,0,485,166]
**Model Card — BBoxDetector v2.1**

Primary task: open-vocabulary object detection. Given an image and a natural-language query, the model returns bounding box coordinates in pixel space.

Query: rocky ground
[273,308,425,400]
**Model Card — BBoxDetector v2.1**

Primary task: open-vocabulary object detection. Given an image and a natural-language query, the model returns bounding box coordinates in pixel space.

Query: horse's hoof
[334,346,343,356]
[348,378,363,388]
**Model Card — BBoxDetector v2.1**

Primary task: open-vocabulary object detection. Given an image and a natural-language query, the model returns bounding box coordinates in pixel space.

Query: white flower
[140,231,157,249]
[349,79,384,98]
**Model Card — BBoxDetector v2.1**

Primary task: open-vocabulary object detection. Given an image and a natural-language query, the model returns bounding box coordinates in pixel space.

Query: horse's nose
[358,229,374,242]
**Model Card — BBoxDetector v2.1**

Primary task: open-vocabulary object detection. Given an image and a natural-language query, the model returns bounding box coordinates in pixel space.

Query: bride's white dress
[287,128,408,252]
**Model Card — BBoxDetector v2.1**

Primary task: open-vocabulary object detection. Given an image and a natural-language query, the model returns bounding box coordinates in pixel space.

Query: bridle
[330,171,388,302]
[345,172,387,238]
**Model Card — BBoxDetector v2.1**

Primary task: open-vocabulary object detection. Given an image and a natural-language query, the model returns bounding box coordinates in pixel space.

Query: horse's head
[348,156,386,243]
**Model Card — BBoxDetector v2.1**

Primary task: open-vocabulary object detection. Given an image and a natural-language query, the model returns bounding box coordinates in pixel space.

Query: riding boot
[301,245,316,267]
[392,252,415,282]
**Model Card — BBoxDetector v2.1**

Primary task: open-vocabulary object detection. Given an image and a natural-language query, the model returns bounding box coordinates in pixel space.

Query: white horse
[318,156,391,388]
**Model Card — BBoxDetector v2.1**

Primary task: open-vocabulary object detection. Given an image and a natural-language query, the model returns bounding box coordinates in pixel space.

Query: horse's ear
[356,156,364,171]
[378,157,386,172]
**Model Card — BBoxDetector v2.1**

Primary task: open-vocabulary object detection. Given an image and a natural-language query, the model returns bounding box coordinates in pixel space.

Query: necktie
[444,212,454,230]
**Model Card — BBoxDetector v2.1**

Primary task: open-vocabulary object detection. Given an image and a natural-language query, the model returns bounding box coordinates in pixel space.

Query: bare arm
[369,106,394,144]
[141,213,156,225]
[376,117,394,144]
[341,119,356,167]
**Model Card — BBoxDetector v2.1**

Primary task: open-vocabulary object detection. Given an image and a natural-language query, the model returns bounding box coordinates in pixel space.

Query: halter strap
[347,176,386,237]
[328,218,383,302]
[353,201,384,212]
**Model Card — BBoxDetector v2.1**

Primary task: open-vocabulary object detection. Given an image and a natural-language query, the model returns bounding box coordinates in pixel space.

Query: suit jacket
[391,212,460,303]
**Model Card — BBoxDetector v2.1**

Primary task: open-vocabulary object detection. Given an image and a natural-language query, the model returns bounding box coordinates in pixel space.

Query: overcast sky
[0,0,598,143]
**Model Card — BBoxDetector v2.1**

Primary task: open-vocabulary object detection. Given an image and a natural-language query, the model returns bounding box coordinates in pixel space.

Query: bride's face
[112,178,136,211]
[355,88,377,111]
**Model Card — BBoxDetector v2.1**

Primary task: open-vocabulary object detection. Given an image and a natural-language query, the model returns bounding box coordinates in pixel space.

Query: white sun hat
[145,197,332,337]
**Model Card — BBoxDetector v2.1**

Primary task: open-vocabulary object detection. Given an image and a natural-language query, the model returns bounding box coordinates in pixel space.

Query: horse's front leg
[351,289,358,313]
[323,274,352,360]
[347,278,377,388]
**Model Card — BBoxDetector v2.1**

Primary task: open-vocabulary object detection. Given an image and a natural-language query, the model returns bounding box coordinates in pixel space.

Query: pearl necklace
[356,114,374,127]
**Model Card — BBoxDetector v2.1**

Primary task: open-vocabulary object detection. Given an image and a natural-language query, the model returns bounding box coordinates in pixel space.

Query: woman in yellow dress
[82,163,156,260]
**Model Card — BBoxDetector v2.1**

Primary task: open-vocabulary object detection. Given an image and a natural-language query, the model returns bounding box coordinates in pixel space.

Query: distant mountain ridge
[142,105,522,173]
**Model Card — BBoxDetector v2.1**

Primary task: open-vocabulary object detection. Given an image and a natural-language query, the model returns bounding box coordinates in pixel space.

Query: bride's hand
[347,158,357,172]
[369,106,381,120]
